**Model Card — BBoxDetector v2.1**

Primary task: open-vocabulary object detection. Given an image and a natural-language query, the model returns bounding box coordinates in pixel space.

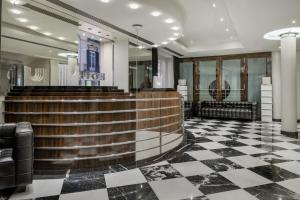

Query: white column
[280,36,298,136]
[114,39,129,92]
[272,51,281,120]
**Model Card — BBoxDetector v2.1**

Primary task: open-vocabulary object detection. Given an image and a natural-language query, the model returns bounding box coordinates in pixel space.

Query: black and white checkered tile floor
[3,119,300,200]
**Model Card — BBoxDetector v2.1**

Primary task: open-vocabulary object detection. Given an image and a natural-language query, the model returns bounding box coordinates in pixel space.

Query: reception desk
[4,87,183,170]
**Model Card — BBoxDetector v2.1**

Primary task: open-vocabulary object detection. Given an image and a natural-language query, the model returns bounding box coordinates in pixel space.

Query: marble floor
[2,119,300,200]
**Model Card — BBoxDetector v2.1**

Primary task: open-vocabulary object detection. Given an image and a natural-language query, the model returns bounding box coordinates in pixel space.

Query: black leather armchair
[0,122,33,190]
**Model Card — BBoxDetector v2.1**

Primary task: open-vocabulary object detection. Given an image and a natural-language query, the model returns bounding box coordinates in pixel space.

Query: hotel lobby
[0,0,300,199]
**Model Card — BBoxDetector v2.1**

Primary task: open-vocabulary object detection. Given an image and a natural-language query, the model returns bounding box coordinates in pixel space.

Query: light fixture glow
[152,44,159,48]
[58,52,78,58]
[128,2,140,9]
[138,45,143,49]
[165,18,174,24]
[212,3,216,8]
[171,26,180,31]
[17,18,28,23]
[58,37,65,40]
[10,0,22,5]
[74,41,79,44]
[28,25,39,30]
[100,0,110,3]
[162,41,168,45]
[43,32,52,36]
[10,9,22,15]
[225,28,230,32]
[151,11,161,17]
[264,27,300,40]
[220,18,224,22]
[292,20,296,24]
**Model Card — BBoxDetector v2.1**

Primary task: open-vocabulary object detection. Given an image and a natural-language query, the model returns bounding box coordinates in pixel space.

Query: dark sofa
[200,101,257,121]
[0,122,33,190]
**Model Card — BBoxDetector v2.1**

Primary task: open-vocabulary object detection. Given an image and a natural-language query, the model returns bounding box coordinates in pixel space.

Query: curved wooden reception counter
[4,87,183,170]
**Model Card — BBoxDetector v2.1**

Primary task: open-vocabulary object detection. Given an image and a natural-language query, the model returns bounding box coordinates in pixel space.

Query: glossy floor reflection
[2,119,300,200]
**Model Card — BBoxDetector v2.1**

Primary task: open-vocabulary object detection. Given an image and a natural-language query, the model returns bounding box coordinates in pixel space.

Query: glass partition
[179,62,193,101]
[248,57,267,103]
[199,60,217,101]
[222,59,241,101]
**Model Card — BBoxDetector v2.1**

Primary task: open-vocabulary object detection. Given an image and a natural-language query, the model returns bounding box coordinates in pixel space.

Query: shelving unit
[261,83,273,122]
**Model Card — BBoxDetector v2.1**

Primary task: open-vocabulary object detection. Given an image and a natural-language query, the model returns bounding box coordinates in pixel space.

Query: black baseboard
[281,131,299,139]
[273,119,300,123]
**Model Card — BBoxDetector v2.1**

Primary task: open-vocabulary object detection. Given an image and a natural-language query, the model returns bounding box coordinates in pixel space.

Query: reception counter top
[5,86,183,170]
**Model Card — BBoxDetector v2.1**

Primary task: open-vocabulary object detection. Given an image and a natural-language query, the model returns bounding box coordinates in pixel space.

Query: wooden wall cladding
[5,87,183,170]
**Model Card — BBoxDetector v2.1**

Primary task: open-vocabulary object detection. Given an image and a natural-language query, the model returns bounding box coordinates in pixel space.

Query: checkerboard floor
[2,119,300,200]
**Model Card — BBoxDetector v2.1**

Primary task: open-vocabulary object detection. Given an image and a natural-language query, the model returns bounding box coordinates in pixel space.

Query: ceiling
[1,0,300,58]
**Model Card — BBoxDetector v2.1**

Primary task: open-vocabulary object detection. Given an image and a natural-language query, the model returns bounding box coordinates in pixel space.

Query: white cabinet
[261,84,273,122]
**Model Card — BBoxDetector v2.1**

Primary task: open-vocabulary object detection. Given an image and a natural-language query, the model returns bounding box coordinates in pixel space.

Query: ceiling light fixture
[10,9,22,15]
[171,26,180,31]
[17,18,28,23]
[264,27,300,40]
[212,3,216,8]
[168,37,176,41]
[292,20,296,24]
[58,52,78,58]
[10,0,22,5]
[100,0,110,3]
[152,44,159,48]
[43,32,52,36]
[162,41,168,45]
[138,45,143,49]
[226,28,230,32]
[220,18,224,22]
[151,11,161,17]
[74,41,79,44]
[58,37,65,40]
[128,2,140,9]
[165,18,174,24]
[28,25,39,30]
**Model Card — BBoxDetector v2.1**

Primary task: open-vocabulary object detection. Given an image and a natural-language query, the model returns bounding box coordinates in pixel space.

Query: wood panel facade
[4,87,183,170]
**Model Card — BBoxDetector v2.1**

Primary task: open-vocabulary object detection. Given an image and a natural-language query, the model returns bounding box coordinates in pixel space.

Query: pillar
[280,35,298,138]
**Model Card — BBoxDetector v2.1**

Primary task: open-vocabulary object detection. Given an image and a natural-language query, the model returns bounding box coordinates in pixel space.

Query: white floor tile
[197,142,227,150]
[220,169,272,188]
[272,142,300,150]
[278,178,300,195]
[150,178,203,200]
[206,136,231,142]
[171,161,215,176]
[186,150,222,161]
[59,189,109,200]
[274,150,300,160]
[9,179,64,200]
[104,169,147,188]
[227,155,269,168]
[275,161,300,175]
[237,139,265,146]
[233,146,267,155]
[207,189,259,200]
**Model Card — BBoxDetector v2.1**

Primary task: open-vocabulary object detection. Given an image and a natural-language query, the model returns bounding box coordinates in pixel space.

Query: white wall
[50,59,60,86]
[272,50,300,120]
[100,42,114,86]
[114,39,129,92]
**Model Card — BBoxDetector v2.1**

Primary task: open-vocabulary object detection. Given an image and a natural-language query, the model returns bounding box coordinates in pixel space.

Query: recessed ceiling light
[173,33,180,36]
[226,28,230,32]
[10,9,22,14]
[212,3,216,8]
[152,44,159,48]
[43,32,52,36]
[100,0,110,3]
[28,25,39,30]
[128,2,140,9]
[74,41,79,44]
[165,18,174,24]
[151,11,161,17]
[171,26,180,30]
[9,0,22,5]
[58,37,65,40]
[82,33,86,36]
[162,41,168,45]
[292,20,296,24]
[168,37,176,41]
[17,18,28,23]
[58,52,78,58]
[138,45,143,49]
[220,18,224,22]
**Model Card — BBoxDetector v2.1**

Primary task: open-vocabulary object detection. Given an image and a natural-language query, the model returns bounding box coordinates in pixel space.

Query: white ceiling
[2,0,300,58]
